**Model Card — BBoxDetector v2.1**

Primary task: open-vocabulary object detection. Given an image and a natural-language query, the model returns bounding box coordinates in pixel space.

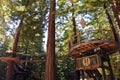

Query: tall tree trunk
[45,0,56,80]
[70,1,79,80]
[104,2,119,42]
[12,17,24,57]
[71,2,77,35]
[6,17,24,80]
[72,12,77,35]
[110,0,120,29]
[6,62,14,80]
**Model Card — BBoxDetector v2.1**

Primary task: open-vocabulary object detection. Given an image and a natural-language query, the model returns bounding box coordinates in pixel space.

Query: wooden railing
[68,29,114,50]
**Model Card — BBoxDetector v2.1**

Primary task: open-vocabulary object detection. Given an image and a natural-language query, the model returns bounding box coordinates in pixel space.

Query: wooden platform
[99,41,119,53]
[69,40,119,56]
[68,29,120,57]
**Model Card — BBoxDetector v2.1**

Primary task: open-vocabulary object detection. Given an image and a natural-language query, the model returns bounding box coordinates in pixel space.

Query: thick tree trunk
[45,0,56,80]
[6,18,24,80]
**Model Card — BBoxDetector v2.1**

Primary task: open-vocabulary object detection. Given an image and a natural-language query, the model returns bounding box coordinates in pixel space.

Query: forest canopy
[0,0,120,80]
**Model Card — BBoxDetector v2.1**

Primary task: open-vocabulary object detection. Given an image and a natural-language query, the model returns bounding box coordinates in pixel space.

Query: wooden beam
[21,60,46,63]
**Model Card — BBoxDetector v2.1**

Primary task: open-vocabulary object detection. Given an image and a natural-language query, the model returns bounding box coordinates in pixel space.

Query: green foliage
[0,62,7,80]
[0,0,48,80]
[25,61,45,80]
[0,41,8,80]
[110,53,120,79]
[6,0,49,54]
[0,0,119,80]
[56,58,74,80]
[0,39,9,54]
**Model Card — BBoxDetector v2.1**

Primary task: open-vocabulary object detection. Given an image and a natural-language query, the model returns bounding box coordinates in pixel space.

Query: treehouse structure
[0,53,45,80]
[68,29,119,80]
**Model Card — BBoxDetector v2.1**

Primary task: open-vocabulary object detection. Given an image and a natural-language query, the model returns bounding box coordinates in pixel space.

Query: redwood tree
[104,2,119,42]
[70,1,80,80]
[70,0,77,35]
[45,0,56,80]
[6,17,24,80]
[110,0,120,29]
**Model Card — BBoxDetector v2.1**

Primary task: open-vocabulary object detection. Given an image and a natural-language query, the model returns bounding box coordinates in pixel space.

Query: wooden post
[79,70,84,80]
[81,70,84,80]
[107,55,115,80]
[75,70,80,80]
[101,58,107,80]
[6,61,14,80]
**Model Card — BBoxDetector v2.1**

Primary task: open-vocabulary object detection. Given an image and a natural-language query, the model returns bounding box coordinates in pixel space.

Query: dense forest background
[0,0,120,80]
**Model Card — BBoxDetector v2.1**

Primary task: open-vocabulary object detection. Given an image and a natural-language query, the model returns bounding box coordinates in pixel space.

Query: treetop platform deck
[68,29,119,57]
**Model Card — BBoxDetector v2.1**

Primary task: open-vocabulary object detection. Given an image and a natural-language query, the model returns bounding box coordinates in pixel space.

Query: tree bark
[110,0,120,29]
[6,62,14,80]
[12,17,24,57]
[6,17,24,80]
[104,2,119,42]
[45,0,56,80]
[71,2,77,35]
[71,2,79,80]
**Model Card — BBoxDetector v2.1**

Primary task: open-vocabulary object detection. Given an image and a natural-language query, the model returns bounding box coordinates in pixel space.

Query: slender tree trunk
[110,0,120,29]
[71,2,77,35]
[6,18,24,80]
[45,0,56,80]
[6,62,14,80]
[12,17,24,57]
[104,2,119,42]
[70,1,79,80]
